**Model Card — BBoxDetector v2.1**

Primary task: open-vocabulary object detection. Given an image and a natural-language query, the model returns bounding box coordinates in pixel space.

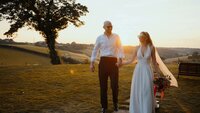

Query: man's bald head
[103,21,112,27]
[103,21,113,34]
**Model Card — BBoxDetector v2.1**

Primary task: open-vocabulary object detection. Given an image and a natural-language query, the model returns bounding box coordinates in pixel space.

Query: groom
[90,21,124,113]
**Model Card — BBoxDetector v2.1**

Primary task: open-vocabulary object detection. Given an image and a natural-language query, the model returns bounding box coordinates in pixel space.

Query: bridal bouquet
[153,75,171,100]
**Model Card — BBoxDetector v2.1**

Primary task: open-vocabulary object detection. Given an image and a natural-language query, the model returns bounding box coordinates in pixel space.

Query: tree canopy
[0,0,88,64]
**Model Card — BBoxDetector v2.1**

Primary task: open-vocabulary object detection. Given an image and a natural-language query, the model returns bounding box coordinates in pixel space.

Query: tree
[0,0,88,64]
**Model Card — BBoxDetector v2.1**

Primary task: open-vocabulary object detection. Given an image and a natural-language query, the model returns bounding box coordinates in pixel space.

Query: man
[90,21,124,113]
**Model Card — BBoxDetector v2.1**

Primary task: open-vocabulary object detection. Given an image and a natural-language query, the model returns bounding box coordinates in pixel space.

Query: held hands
[116,60,123,68]
[116,62,122,67]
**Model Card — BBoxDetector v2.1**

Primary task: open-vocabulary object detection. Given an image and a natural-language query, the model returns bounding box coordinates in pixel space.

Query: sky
[0,0,200,48]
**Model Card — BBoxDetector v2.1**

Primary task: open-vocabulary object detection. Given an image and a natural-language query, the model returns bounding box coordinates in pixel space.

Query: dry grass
[0,64,199,113]
[0,47,51,66]
[158,76,200,113]
[0,64,133,113]
[10,44,50,54]
[157,65,200,113]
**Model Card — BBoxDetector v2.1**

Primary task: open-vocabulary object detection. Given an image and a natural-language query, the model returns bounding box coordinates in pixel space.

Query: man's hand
[90,62,95,72]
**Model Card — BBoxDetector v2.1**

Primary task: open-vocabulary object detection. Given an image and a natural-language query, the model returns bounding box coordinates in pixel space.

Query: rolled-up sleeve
[91,37,101,62]
[116,36,125,58]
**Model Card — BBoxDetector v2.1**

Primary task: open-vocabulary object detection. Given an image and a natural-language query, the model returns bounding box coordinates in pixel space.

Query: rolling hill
[0,44,90,66]
[9,44,90,62]
[1,40,200,66]
[0,47,51,66]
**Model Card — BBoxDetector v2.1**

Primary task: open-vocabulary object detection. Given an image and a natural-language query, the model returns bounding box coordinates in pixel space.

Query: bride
[117,31,178,113]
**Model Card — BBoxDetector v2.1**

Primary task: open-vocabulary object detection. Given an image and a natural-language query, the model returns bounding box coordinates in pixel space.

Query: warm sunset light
[0,1,200,113]
[70,69,74,75]
[1,0,200,48]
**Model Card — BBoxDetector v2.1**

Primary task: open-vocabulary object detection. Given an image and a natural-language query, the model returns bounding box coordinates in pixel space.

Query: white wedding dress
[129,45,155,113]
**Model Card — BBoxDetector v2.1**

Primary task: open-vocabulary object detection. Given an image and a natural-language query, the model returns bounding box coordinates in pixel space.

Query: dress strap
[135,45,140,53]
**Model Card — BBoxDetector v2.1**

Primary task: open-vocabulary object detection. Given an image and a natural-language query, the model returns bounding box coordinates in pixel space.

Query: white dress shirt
[91,33,124,62]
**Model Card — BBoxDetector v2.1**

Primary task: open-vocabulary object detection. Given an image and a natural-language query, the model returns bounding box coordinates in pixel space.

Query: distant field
[0,47,51,66]
[10,44,50,54]
[164,56,189,63]
[8,44,90,63]
[2,44,200,64]
[0,64,199,113]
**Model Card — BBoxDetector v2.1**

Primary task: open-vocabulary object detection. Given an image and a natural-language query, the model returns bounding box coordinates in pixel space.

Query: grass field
[0,47,51,66]
[0,64,132,113]
[0,64,200,113]
[159,76,200,113]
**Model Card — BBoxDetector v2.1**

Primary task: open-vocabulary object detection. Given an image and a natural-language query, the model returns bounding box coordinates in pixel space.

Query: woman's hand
[157,73,161,78]
[158,73,162,78]
[154,72,161,78]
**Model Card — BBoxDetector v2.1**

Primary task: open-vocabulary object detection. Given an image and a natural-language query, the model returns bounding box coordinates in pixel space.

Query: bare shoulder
[134,45,140,53]
[135,45,140,50]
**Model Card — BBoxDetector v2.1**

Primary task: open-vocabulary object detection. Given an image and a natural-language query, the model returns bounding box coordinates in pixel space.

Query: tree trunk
[45,33,61,65]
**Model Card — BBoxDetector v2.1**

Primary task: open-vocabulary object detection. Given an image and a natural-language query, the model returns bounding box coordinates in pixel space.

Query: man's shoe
[101,108,107,113]
[114,104,118,112]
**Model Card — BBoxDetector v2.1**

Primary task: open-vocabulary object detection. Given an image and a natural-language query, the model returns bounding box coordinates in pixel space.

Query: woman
[117,31,178,113]
[118,31,160,113]
[117,32,178,113]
